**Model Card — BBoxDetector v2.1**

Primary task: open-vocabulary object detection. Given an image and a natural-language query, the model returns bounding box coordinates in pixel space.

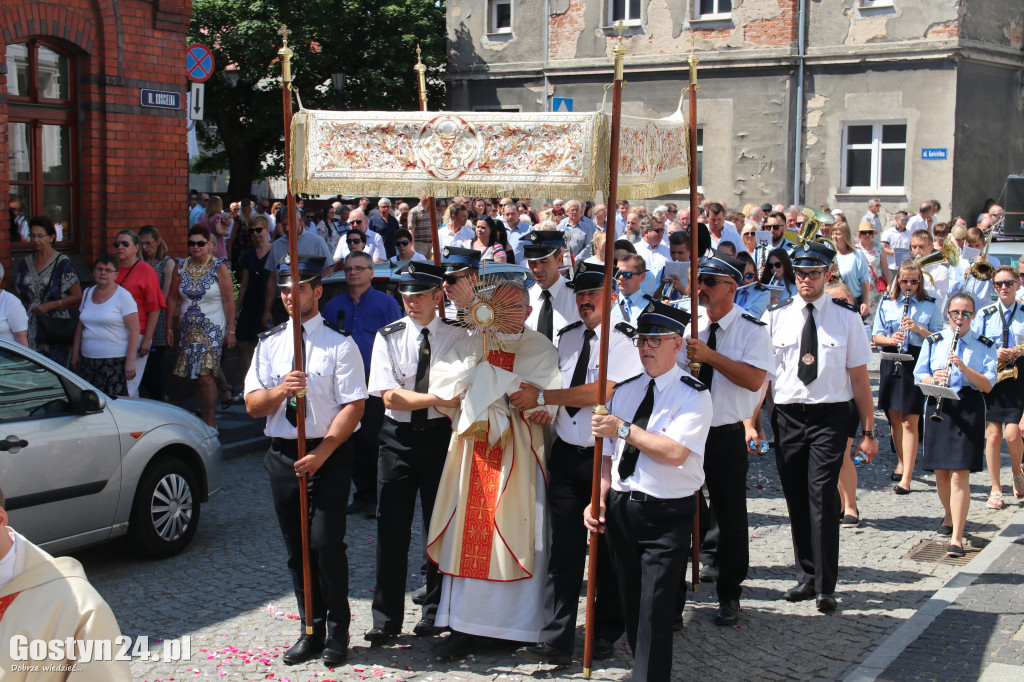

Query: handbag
[34,256,78,345]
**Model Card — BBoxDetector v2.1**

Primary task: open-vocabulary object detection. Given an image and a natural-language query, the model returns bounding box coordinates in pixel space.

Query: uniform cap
[636,300,692,336]
[521,230,565,260]
[397,262,446,293]
[791,240,835,269]
[697,250,745,285]
[276,254,325,287]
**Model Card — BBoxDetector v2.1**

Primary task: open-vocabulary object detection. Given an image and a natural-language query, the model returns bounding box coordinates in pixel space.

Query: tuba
[916,240,960,287]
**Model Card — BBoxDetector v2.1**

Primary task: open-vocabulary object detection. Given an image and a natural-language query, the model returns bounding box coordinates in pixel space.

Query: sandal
[1013,472,1024,499]
[986,490,1005,510]
[221,388,241,410]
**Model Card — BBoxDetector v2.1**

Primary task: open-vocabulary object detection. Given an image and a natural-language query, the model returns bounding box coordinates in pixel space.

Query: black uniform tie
[285,328,306,427]
[566,328,596,417]
[798,303,818,385]
[538,289,553,340]
[698,322,719,387]
[618,378,655,480]
[411,328,431,427]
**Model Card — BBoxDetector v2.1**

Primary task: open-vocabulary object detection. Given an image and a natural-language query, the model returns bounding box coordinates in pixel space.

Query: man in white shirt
[635,215,671,275]
[502,202,531,265]
[860,198,883,235]
[615,200,629,238]
[706,202,743,251]
[905,202,933,235]
[332,209,387,263]
[880,211,911,271]
[558,200,598,257]
[522,231,580,341]
[437,202,475,253]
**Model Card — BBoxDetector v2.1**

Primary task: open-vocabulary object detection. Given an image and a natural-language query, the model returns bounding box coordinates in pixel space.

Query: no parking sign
[186,44,214,83]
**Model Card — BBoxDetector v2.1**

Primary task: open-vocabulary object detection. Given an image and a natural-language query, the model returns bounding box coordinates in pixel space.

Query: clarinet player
[914,293,997,557]
[871,260,941,494]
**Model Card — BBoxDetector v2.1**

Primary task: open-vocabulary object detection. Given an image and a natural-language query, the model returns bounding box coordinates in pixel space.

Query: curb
[221,435,270,460]
[843,506,1024,681]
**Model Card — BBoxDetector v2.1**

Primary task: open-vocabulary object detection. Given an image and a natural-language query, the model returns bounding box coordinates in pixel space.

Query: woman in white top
[70,255,140,396]
[462,216,507,262]
[856,220,889,323]
[0,262,29,345]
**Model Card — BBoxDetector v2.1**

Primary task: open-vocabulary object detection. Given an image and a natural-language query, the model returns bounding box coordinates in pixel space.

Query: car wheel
[128,456,201,558]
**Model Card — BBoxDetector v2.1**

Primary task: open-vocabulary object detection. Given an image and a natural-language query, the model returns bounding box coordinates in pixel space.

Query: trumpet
[931,322,962,423]
[996,340,1024,384]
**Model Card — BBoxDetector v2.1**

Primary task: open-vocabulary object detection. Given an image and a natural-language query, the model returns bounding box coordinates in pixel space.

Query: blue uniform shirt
[322,287,403,379]
[913,329,997,392]
[872,295,942,347]
[734,285,771,319]
[971,301,1024,350]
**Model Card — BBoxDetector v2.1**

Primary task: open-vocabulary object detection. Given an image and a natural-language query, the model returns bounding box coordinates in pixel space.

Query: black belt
[776,401,846,414]
[709,421,744,435]
[615,489,695,503]
[271,437,324,457]
[384,415,450,431]
[558,440,594,456]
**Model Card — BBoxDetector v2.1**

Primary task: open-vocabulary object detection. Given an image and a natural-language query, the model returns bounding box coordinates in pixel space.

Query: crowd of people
[2,189,1021,681]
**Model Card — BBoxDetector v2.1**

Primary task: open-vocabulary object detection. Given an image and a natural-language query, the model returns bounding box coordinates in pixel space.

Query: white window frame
[840,122,907,195]
[488,0,512,35]
[858,0,895,9]
[693,0,733,21]
[607,0,643,27]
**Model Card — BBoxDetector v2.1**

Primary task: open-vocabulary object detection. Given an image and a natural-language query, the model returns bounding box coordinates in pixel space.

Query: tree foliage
[188,0,447,197]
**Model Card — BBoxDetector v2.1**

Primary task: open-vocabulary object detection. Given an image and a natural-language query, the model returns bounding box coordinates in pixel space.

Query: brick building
[2,0,190,271]
[446,0,1024,223]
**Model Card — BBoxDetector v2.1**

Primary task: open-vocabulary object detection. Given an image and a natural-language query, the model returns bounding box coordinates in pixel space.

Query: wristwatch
[617,422,632,440]
[536,390,545,406]
[860,427,878,439]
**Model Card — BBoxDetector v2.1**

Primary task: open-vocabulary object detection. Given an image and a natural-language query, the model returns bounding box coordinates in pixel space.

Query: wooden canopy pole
[278,24,315,636]
[686,39,701,593]
[414,46,445,318]
[583,21,627,679]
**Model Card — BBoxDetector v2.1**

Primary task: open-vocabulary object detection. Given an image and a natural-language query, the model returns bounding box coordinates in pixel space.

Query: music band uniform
[366,263,468,638]
[244,257,368,662]
[522,231,580,339]
[972,301,1024,423]
[873,294,942,413]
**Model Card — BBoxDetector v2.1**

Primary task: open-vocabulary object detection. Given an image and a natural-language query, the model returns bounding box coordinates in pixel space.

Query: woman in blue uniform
[914,293,997,557]
[734,252,771,319]
[762,248,797,305]
[873,261,942,494]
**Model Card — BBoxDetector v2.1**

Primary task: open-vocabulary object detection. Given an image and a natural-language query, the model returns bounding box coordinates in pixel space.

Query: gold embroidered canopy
[289,109,689,200]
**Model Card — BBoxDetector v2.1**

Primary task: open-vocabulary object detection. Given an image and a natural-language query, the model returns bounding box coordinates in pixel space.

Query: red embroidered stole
[0,593,18,622]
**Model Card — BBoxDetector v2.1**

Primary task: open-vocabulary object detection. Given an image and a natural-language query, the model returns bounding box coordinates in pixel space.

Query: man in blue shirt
[189,193,208,228]
[323,251,403,518]
[368,198,401,259]
[557,200,598,257]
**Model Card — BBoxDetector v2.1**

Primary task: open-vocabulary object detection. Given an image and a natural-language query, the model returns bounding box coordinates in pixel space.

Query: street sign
[189,82,204,121]
[186,44,214,83]
[141,89,181,109]
[553,97,573,112]
[921,148,947,160]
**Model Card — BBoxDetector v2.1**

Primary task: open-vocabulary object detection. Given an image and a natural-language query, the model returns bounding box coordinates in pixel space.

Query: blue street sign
[141,89,181,109]
[553,97,573,112]
[186,44,215,83]
[921,148,947,160]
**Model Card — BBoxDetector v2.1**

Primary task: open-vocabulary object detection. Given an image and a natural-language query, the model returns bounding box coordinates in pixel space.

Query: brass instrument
[931,321,962,423]
[785,205,835,246]
[996,340,1024,384]
[969,223,997,281]
[915,240,960,287]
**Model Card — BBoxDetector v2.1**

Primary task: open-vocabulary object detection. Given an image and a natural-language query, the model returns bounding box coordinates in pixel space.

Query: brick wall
[1,0,191,276]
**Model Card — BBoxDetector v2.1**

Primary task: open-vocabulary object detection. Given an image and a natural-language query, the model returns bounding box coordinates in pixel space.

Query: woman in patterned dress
[166,225,236,428]
[15,215,82,365]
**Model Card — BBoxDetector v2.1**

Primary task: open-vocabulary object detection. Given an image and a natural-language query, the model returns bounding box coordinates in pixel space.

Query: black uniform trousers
[694,422,749,603]
[371,416,451,632]
[351,395,386,506]
[771,402,848,595]
[539,438,624,653]
[265,436,353,639]
[606,490,695,682]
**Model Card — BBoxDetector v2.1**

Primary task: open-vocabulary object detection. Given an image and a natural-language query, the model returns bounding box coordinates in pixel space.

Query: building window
[842,123,906,193]
[488,0,512,34]
[609,0,642,26]
[858,0,895,9]
[694,0,732,19]
[6,41,76,245]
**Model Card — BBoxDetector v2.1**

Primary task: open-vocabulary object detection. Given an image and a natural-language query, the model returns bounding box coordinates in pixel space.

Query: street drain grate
[904,540,980,566]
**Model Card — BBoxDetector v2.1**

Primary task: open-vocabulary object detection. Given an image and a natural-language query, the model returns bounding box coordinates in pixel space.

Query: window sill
[858,1,895,9]
[601,22,644,36]
[835,190,907,199]
[688,14,734,28]
[483,32,514,44]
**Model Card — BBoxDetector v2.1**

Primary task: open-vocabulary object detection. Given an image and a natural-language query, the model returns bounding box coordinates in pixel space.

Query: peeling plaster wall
[448,0,547,71]
[961,0,1024,49]
[811,0,961,50]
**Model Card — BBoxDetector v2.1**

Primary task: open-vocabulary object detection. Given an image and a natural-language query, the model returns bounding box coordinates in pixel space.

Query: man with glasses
[612,254,653,326]
[635,215,670,289]
[971,266,1024,508]
[189,192,209,229]
[756,211,796,264]
[323,252,403,519]
[522,230,580,341]
[333,208,387,264]
[860,199,883,235]
[586,300,711,681]
[880,210,911,272]
[513,261,638,666]
[558,199,598,258]
[678,251,772,627]
[439,246,481,319]
[763,240,877,613]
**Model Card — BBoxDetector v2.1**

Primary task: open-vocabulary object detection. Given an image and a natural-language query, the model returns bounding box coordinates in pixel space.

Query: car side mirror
[78,390,105,413]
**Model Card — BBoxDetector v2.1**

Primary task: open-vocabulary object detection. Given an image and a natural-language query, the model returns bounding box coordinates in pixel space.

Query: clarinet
[930,321,962,423]
[892,293,912,377]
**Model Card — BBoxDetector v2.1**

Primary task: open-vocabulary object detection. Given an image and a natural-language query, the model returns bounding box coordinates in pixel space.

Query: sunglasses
[615,271,640,280]
[697,275,729,287]
[250,227,264,233]
[742,232,756,238]
[770,262,783,269]
[349,219,364,225]
[112,240,133,248]
[949,310,975,319]
[859,231,875,235]
[347,239,364,245]
[648,228,665,234]
[344,266,371,273]
[187,240,208,248]
[899,279,920,285]
[395,240,411,247]
[993,280,1018,288]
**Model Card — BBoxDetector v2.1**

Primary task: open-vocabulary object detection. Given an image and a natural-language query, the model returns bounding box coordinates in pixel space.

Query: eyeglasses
[769,262,783,269]
[344,266,371,273]
[697,275,728,287]
[767,224,785,230]
[349,219,364,225]
[187,240,208,248]
[993,280,1018,288]
[742,232,756,238]
[615,271,640,280]
[113,240,133,248]
[899,279,920,286]
[948,310,975,319]
[395,240,411,247]
[647,228,664,234]
[631,336,666,348]
[250,227,264,233]
[794,269,826,280]
[666,209,677,214]
[29,233,48,240]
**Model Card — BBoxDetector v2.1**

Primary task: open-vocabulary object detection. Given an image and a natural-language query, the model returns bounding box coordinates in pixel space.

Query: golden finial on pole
[612,21,628,81]
[414,43,428,110]
[687,33,699,89]
[278,24,293,87]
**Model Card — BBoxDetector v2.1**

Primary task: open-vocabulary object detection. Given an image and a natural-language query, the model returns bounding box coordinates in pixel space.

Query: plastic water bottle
[759,440,770,454]
[851,452,867,467]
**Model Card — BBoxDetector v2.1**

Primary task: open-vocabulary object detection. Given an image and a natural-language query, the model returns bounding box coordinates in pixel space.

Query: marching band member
[734,252,771,319]
[872,260,942,494]
[914,293,997,557]
[970,266,1024,508]
[949,228,998,310]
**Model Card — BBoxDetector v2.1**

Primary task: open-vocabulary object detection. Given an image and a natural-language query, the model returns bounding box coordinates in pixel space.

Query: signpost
[190,82,205,121]
[552,96,573,112]
[921,148,947,160]
[141,89,181,109]
[186,44,215,83]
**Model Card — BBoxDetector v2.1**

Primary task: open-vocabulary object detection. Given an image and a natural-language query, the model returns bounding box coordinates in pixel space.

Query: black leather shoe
[413,618,446,637]
[363,502,378,519]
[592,638,615,660]
[816,594,837,613]
[515,642,572,666]
[784,582,816,602]
[432,631,478,659]
[714,599,741,626]
[347,500,367,515]
[699,564,719,582]
[282,634,325,665]
[411,583,428,605]
[322,637,348,666]
[364,627,398,646]
[672,612,685,630]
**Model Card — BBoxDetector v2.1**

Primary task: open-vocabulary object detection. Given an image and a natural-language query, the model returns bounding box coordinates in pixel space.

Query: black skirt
[983,361,1024,423]
[921,389,986,472]
[878,345,925,414]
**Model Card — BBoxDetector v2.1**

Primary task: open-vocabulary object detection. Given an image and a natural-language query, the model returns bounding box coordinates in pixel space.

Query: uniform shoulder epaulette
[258,321,287,340]
[767,298,793,312]
[831,297,858,313]
[741,312,767,326]
[978,335,995,347]
[642,293,655,302]
[325,320,351,336]
[613,373,643,390]
[614,321,637,337]
[379,321,405,336]
[926,332,942,344]
[981,304,997,317]
[557,320,583,336]
[680,374,709,391]
[440,317,461,326]
[925,295,936,303]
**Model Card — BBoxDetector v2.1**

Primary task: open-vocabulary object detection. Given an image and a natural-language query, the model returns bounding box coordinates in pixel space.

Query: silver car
[0,338,222,558]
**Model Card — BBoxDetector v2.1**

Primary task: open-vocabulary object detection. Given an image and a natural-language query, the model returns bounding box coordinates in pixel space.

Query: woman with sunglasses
[740,225,758,258]
[831,222,871,318]
[761,247,797,304]
[913,293,997,556]
[138,225,174,401]
[235,215,273,372]
[463,215,507,263]
[733,252,770,319]
[872,260,942,493]
[166,225,236,429]
[856,221,890,323]
[113,230,166,398]
[389,228,428,264]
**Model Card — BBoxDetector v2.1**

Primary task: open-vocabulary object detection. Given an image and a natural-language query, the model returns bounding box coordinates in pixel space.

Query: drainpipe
[792,0,807,206]
[544,0,551,112]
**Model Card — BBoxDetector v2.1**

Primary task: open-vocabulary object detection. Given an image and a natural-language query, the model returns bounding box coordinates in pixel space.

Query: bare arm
[381,387,459,411]
[217,263,236,348]
[850,364,878,462]
[165,269,181,347]
[13,330,27,346]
